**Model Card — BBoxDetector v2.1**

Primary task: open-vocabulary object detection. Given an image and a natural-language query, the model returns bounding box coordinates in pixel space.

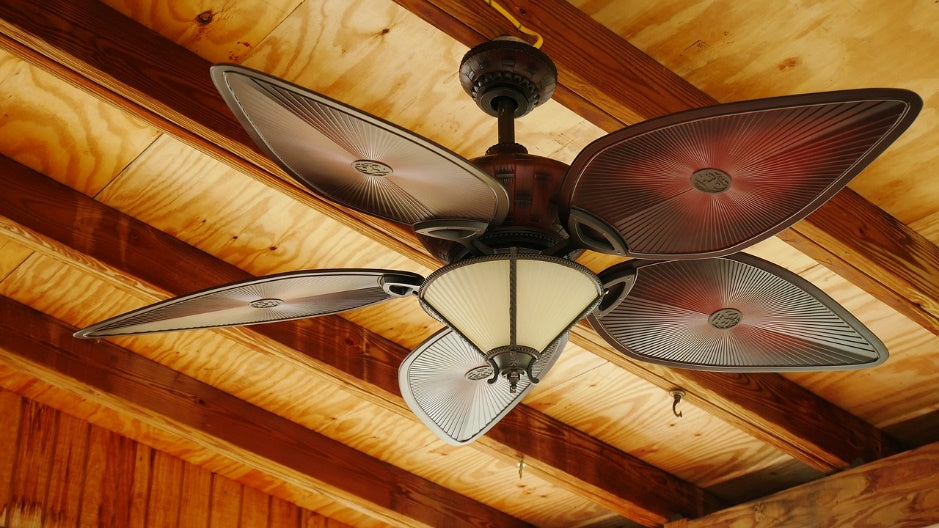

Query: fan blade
[211,65,508,232]
[588,254,886,371]
[562,89,921,258]
[75,270,423,338]
[399,328,566,445]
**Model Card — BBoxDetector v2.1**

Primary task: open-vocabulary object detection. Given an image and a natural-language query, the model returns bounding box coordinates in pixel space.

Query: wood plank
[268,496,301,528]
[240,485,270,528]
[128,443,152,528]
[0,296,533,528]
[10,399,57,526]
[209,476,243,528]
[147,451,184,528]
[178,463,213,528]
[43,412,90,528]
[0,236,32,282]
[0,365,380,528]
[0,390,23,528]
[571,328,902,472]
[395,0,939,336]
[100,433,139,528]
[78,425,109,528]
[0,157,722,525]
[0,49,160,197]
[665,441,939,528]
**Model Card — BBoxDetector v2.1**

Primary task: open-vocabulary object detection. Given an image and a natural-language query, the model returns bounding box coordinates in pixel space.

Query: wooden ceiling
[1,1,938,526]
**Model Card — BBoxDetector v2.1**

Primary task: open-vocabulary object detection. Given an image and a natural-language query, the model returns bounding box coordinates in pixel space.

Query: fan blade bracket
[594,264,640,318]
[413,219,490,243]
[567,208,629,256]
[380,273,424,297]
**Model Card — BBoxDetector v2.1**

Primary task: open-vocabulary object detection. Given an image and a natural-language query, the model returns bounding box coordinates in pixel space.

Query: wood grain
[781,188,939,335]
[209,476,243,528]
[666,441,939,528]
[0,50,160,197]
[147,451,184,528]
[178,464,213,528]
[0,390,23,528]
[44,413,89,528]
[574,323,903,472]
[10,400,57,524]
[100,0,303,64]
[0,384,365,528]
[0,365,378,527]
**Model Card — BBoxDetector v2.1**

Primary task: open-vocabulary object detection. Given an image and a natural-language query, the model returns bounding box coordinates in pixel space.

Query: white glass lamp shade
[418,252,603,355]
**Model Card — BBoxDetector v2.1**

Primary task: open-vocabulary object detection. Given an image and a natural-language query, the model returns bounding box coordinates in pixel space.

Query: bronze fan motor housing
[422,37,574,264]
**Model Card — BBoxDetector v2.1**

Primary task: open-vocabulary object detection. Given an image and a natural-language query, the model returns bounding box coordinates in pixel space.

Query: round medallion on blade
[249,298,285,309]
[352,160,393,177]
[708,308,742,329]
[691,168,732,193]
[465,365,495,381]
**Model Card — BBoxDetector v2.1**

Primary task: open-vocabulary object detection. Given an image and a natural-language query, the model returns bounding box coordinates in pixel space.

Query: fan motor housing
[417,151,572,263]
[459,37,557,118]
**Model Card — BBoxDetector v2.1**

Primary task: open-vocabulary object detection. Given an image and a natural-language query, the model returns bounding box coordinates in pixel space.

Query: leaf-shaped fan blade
[211,65,508,231]
[562,89,921,258]
[75,270,423,338]
[588,254,886,371]
[399,329,566,445]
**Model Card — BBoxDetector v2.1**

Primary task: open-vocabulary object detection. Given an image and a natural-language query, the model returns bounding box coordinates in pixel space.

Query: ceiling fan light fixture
[419,251,602,380]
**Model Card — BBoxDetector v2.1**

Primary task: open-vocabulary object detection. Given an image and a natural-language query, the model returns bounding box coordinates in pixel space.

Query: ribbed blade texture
[562,89,921,258]
[589,254,887,371]
[399,329,566,445]
[211,65,508,227]
[75,270,423,338]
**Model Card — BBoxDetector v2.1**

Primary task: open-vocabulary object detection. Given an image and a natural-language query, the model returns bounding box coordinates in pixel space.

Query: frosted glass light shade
[419,253,603,354]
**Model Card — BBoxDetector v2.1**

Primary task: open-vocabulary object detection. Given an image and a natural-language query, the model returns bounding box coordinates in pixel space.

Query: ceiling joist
[664,440,939,528]
[0,0,905,475]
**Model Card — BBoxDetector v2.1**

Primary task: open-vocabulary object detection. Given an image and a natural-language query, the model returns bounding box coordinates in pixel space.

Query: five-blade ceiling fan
[76,25,921,445]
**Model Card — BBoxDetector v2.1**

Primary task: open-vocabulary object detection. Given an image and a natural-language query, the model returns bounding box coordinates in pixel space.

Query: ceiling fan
[75,33,921,445]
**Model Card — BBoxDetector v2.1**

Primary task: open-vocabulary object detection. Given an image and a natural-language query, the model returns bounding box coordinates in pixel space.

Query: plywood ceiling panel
[0,50,160,196]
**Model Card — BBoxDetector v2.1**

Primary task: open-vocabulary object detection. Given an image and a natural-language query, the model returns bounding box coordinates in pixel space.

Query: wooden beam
[664,441,939,528]
[0,158,722,525]
[0,0,903,475]
[394,0,939,336]
[0,296,530,528]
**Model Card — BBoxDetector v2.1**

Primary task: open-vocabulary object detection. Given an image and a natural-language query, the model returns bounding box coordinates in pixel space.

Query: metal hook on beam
[669,390,685,418]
